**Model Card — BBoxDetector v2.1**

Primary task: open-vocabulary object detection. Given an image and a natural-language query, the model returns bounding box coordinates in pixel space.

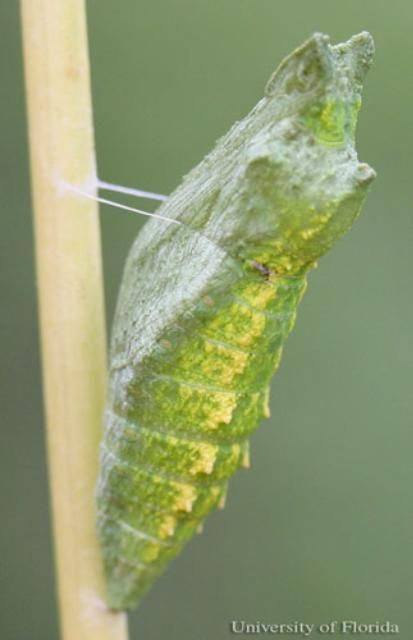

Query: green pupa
[96,32,375,609]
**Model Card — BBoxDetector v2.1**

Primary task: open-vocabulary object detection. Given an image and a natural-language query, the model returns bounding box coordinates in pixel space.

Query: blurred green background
[1,1,412,638]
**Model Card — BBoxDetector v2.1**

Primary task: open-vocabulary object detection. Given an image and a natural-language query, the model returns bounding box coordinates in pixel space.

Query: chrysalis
[96,32,375,610]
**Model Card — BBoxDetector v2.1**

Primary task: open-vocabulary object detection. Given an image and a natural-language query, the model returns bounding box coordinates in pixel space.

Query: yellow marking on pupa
[189,442,218,475]
[218,492,227,510]
[241,444,250,469]
[263,387,271,418]
[240,281,277,310]
[158,515,176,539]
[231,442,241,457]
[201,300,266,350]
[301,212,332,241]
[177,385,237,430]
[142,543,162,563]
[235,307,266,348]
[300,227,318,240]
[203,340,249,385]
[174,483,197,512]
[204,392,238,430]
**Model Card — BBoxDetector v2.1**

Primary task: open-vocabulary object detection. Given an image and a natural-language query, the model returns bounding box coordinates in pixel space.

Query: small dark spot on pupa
[251,260,271,279]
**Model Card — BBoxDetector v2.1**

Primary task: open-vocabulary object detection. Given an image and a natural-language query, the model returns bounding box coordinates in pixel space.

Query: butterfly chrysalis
[96,32,375,610]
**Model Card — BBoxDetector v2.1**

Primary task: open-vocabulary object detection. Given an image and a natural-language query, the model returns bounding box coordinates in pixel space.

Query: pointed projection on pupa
[96,32,375,610]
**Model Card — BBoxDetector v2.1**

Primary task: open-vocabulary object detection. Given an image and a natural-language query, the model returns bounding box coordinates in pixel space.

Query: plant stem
[20,2,129,638]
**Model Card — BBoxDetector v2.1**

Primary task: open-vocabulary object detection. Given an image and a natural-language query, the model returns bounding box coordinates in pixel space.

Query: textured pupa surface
[96,32,375,610]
